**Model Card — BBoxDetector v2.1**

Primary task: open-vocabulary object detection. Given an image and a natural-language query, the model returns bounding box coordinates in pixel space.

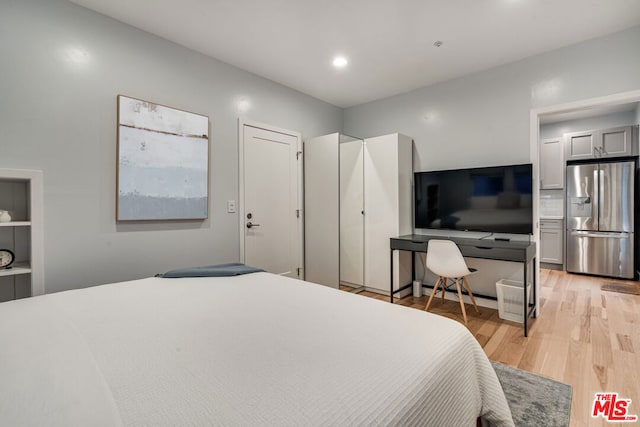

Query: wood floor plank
[345,269,640,426]
[565,340,590,426]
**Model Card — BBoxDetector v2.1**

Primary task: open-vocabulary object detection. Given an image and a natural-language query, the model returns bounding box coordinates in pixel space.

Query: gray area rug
[492,361,572,427]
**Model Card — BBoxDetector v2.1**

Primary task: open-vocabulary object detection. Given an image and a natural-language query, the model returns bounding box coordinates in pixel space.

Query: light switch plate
[227,200,236,213]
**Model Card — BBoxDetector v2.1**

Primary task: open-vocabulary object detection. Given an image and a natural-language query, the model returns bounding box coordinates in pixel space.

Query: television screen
[414,163,533,234]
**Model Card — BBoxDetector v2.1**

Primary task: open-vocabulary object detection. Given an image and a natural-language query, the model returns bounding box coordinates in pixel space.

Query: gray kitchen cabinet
[540,219,563,265]
[600,126,635,158]
[565,126,636,161]
[564,129,597,161]
[540,138,564,189]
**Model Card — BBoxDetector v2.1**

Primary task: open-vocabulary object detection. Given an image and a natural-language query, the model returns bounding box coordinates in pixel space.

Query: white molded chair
[424,240,479,324]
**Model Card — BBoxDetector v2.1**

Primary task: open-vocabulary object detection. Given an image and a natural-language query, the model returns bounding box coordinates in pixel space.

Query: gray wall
[3,1,639,296]
[344,26,640,172]
[540,110,639,139]
[343,26,640,299]
[0,0,342,293]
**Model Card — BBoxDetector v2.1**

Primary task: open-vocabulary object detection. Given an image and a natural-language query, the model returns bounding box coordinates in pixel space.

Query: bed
[0,271,514,426]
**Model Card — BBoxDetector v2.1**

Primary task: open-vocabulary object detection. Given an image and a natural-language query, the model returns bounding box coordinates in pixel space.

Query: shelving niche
[0,169,43,302]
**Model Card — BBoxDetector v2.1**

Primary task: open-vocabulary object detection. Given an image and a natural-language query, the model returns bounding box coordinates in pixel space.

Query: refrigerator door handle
[570,231,629,239]
[570,196,590,205]
[599,167,608,226]
[593,168,599,230]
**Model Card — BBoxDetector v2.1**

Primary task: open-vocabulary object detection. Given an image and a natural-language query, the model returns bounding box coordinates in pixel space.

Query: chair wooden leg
[455,279,468,324]
[462,277,480,313]
[425,277,442,312]
[441,278,447,304]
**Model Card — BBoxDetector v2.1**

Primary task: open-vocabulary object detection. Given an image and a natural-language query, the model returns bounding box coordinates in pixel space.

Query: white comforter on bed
[0,272,513,426]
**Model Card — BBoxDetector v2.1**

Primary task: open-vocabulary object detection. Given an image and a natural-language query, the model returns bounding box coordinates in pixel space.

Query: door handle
[571,231,628,239]
[570,196,590,205]
[246,222,261,229]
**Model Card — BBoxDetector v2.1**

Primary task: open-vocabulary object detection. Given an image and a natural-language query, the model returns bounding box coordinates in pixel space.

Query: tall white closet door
[340,140,364,286]
[364,134,412,293]
[304,133,340,287]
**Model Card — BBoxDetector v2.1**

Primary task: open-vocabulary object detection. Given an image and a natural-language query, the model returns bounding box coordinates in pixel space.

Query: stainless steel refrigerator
[566,160,635,279]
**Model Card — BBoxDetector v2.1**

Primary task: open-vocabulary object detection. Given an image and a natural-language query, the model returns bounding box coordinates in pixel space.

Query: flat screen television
[414,163,533,234]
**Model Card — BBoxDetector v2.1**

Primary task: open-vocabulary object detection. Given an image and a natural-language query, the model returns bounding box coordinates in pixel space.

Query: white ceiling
[69,0,640,108]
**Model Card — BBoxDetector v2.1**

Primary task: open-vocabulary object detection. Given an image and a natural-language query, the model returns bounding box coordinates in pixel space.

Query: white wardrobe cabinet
[304,132,412,295]
[363,134,413,294]
[304,133,360,288]
[340,138,365,287]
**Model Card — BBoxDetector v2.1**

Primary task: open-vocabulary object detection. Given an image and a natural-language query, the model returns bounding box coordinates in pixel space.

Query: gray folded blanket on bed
[157,262,265,278]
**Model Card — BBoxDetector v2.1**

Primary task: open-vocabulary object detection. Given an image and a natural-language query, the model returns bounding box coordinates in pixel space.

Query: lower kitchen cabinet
[540,219,564,265]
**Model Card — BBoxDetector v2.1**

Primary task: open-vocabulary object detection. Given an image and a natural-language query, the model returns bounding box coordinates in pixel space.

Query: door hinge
[296,151,302,160]
[296,209,301,218]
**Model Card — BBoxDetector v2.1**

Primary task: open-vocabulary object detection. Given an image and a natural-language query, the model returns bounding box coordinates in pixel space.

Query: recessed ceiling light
[332,56,348,68]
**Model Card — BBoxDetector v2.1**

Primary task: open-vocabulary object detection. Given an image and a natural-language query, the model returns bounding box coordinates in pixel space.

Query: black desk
[390,234,537,337]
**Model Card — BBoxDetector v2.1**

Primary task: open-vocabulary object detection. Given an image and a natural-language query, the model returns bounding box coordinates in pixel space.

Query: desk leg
[390,249,394,304]
[533,257,537,319]
[411,252,415,283]
[524,260,528,337]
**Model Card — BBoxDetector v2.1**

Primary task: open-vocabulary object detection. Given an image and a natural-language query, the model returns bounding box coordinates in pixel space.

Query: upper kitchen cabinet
[565,125,637,161]
[600,126,636,157]
[564,129,597,161]
[540,137,564,189]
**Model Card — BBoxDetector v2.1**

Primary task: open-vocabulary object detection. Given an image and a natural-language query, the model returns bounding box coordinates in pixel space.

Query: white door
[364,136,400,292]
[363,134,413,293]
[340,139,364,287]
[240,122,302,278]
[303,134,339,287]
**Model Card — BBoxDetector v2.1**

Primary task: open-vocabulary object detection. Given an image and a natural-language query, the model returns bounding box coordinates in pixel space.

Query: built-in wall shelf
[0,221,31,227]
[0,168,44,301]
[0,262,32,277]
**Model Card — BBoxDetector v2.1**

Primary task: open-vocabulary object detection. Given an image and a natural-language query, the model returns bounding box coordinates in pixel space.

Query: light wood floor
[352,270,640,427]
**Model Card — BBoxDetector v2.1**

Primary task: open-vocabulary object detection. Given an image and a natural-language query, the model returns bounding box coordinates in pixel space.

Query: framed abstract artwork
[116,95,209,221]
